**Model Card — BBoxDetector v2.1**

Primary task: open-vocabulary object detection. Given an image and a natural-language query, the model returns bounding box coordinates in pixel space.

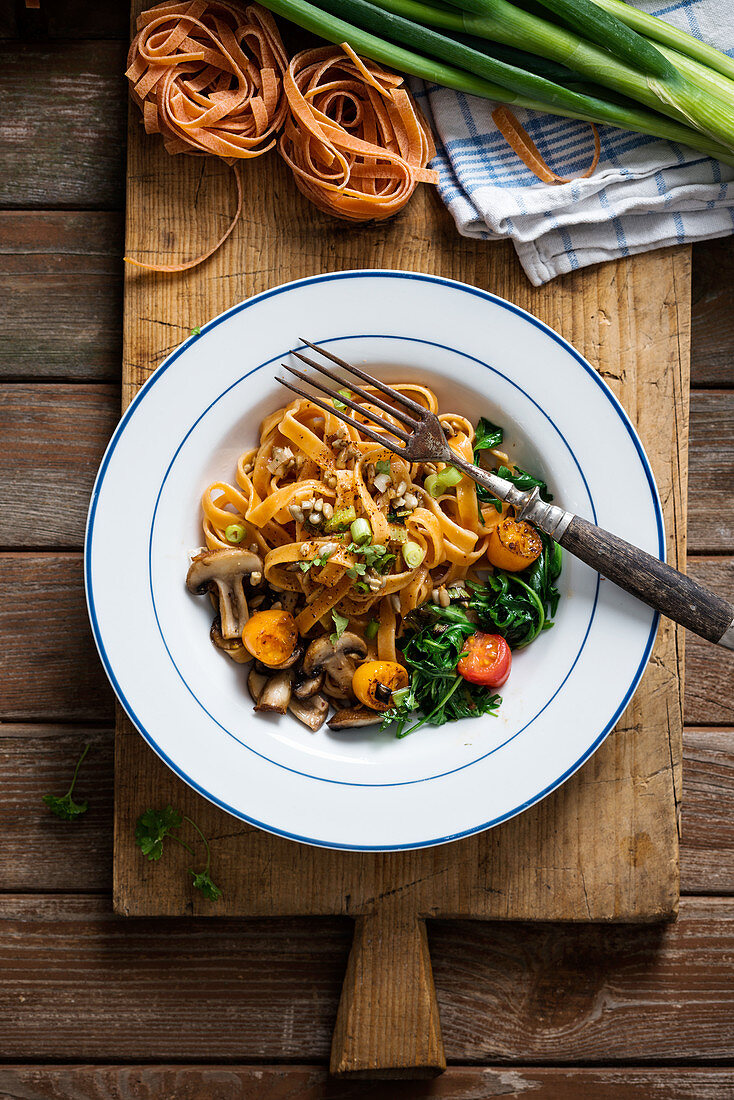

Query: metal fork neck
[448,455,573,541]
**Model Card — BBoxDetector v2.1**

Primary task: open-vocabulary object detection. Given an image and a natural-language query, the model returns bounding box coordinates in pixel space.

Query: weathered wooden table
[1,2,733,1095]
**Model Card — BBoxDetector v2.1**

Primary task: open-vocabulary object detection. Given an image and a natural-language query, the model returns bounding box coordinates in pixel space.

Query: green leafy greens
[135,805,222,901]
[381,605,501,738]
[468,532,562,648]
[42,743,91,821]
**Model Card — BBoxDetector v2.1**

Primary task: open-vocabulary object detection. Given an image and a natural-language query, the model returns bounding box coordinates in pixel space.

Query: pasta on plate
[187,382,562,735]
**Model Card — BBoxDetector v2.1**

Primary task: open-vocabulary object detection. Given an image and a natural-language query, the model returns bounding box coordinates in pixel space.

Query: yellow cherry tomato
[352,660,409,711]
[487,518,543,572]
[242,610,298,667]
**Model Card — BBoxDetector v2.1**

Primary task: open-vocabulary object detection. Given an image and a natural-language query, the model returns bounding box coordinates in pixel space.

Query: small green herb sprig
[135,806,222,901]
[42,743,90,821]
[299,545,336,573]
[330,608,349,644]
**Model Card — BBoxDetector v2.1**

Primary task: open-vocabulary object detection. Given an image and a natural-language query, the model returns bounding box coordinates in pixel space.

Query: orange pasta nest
[125,0,288,271]
[126,0,288,161]
[279,44,439,221]
[200,386,513,661]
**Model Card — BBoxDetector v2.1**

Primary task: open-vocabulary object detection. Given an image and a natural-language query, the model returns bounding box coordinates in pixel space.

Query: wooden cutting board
[116,4,688,1074]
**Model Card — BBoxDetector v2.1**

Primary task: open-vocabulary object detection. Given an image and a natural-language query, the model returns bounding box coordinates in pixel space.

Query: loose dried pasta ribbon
[279,43,439,222]
[125,0,288,271]
[491,106,600,184]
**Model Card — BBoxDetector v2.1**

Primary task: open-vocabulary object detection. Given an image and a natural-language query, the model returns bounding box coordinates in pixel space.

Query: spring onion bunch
[258,0,734,166]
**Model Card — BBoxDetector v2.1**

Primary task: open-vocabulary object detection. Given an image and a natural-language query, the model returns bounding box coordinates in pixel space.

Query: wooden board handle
[330,908,445,1078]
[560,515,734,647]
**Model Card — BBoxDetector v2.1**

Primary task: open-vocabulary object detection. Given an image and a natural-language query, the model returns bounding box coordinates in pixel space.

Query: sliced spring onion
[402,540,426,568]
[350,517,373,544]
[424,465,462,496]
[365,618,380,640]
[224,523,246,543]
[333,388,351,410]
[390,686,411,707]
[438,464,462,487]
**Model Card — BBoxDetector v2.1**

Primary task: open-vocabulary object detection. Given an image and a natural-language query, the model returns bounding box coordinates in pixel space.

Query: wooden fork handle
[559,515,734,648]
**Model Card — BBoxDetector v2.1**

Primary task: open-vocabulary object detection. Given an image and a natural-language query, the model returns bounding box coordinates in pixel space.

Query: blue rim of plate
[85,269,663,851]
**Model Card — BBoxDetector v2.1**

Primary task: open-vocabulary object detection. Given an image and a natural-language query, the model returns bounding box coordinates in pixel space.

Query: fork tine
[277,376,406,456]
[291,350,420,428]
[298,337,427,416]
[281,362,412,444]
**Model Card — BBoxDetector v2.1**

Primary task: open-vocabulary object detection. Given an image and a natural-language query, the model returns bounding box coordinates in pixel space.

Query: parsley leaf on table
[134,806,223,901]
[42,743,91,822]
[134,805,185,861]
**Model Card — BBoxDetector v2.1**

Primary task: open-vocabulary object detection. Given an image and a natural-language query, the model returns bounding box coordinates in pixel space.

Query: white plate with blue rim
[85,269,662,851]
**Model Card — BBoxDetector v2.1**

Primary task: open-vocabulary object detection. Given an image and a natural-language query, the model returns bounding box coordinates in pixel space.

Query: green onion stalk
[368,0,734,148]
[258,0,734,165]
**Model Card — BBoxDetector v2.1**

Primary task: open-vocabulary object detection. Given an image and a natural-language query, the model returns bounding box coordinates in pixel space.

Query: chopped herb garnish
[330,609,349,645]
[190,326,201,336]
[376,459,391,475]
[300,546,335,573]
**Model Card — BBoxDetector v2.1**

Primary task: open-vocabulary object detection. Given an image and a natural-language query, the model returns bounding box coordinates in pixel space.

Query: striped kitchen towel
[415,0,734,285]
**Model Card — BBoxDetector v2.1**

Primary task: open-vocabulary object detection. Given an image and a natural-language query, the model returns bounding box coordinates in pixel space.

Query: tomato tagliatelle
[198,385,515,660]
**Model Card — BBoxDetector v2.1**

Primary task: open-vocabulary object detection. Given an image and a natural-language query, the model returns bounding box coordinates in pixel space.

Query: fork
[279,339,734,649]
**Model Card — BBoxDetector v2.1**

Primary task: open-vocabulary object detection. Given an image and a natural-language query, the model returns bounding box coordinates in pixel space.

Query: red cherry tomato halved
[457,632,512,688]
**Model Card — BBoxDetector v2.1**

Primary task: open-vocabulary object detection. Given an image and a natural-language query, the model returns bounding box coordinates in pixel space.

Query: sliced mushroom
[186,548,263,639]
[293,668,324,699]
[255,670,293,715]
[302,632,369,700]
[210,620,251,664]
[247,668,268,704]
[328,705,382,730]
[288,693,329,731]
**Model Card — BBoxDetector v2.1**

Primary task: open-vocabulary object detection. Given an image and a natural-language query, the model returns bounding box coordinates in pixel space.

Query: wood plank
[0,895,731,1061]
[682,728,734,896]
[0,726,112,893]
[685,560,734,727]
[0,385,118,546]
[0,1066,732,1099]
[0,550,722,726]
[0,723,730,896]
[0,41,126,208]
[0,212,123,381]
[0,0,129,38]
[688,391,734,552]
[0,212,729,389]
[0,384,724,549]
[0,554,114,721]
[691,238,734,388]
